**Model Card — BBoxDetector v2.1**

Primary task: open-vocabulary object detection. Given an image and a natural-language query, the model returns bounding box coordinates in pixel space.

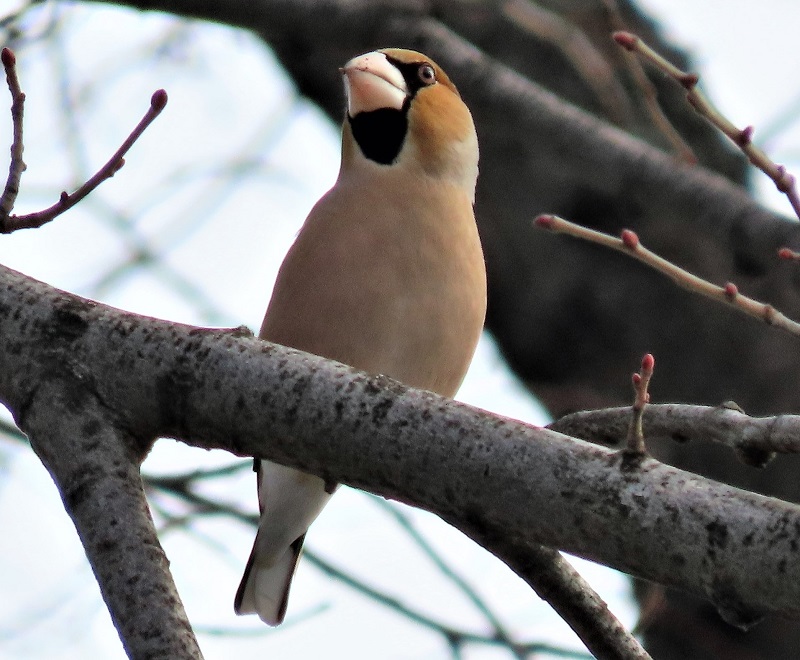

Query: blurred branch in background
[0,44,168,233]
[0,417,594,658]
[144,464,593,660]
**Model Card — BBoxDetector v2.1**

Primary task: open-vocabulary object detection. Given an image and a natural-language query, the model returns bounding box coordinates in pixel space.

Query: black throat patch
[348,105,409,165]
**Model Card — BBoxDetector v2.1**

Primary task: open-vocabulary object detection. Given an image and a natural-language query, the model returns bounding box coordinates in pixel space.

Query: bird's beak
[341,52,408,116]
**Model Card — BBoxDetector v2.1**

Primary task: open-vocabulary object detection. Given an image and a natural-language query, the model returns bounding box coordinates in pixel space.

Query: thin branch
[613,30,800,220]
[0,416,25,442]
[148,469,631,658]
[492,542,651,659]
[306,550,520,654]
[0,83,168,233]
[534,214,800,338]
[600,1,696,163]
[368,497,526,658]
[144,461,250,487]
[778,246,800,262]
[0,48,25,219]
[193,603,330,636]
[308,547,594,659]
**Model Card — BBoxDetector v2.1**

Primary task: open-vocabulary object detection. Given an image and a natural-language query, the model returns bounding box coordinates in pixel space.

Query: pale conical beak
[341,51,408,116]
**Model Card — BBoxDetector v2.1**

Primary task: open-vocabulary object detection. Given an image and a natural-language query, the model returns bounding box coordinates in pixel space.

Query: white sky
[1,1,799,658]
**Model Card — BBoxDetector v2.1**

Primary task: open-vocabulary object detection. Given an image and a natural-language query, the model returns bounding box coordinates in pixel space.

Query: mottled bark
[2,264,800,627]
[33,0,800,656]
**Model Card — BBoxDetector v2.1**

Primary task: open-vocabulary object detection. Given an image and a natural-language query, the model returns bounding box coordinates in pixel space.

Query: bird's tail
[234,533,306,626]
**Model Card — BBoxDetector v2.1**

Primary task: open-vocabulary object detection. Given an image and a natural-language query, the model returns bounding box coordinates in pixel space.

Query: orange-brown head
[340,48,479,200]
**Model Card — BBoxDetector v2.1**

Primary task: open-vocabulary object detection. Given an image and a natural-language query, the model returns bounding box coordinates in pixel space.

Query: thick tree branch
[2,264,800,634]
[21,376,201,659]
[1,264,647,660]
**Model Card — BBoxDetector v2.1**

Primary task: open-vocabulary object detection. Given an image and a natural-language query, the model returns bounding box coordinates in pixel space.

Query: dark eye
[418,64,436,85]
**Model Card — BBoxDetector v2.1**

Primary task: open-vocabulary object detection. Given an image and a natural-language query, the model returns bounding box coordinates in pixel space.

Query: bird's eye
[418,64,436,85]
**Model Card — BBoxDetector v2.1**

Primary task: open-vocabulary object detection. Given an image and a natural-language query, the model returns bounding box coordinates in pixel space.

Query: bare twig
[144,475,591,658]
[369,497,526,659]
[534,214,800,338]
[778,246,800,262]
[146,466,646,658]
[613,30,800,220]
[0,47,25,219]
[600,1,696,163]
[625,353,654,455]
[0,78,168,233]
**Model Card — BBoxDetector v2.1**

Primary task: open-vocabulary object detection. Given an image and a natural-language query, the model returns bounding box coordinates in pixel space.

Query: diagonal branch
[145,477,593,658]
[535,214,800,338]
[600,0,696,163]
[371,497,535,657]
[488,541,649,659]
[21,376,201,659]
[1,264,799,634]
[4,90,167,232]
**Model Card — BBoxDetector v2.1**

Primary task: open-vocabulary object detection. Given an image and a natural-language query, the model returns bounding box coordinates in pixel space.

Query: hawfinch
[234,48,486,625]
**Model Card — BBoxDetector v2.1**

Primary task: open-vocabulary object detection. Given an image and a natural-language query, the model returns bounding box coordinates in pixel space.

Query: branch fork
[0,47,168,233]
[612,30,800,221]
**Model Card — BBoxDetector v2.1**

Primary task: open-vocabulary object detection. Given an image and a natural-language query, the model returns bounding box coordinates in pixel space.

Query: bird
[234,48,486,626]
